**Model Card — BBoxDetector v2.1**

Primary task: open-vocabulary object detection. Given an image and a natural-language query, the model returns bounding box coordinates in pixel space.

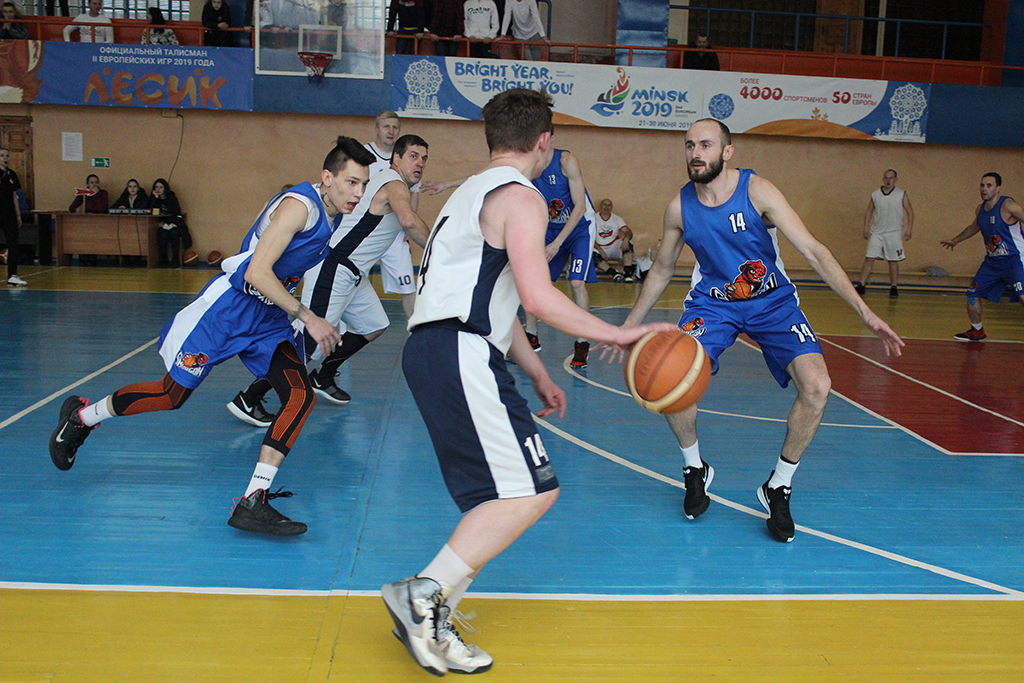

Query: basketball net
[298,51,333,85]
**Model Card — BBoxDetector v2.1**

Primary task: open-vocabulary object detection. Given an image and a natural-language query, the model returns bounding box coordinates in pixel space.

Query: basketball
[624,331,711,414]
[207,250,223,267]
[182,250,198,266]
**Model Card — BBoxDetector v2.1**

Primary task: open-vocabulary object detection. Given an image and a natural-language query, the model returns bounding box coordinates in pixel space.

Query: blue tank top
[225,182,339,303]
[976,196,1024,261]
[680,169,795,304]
[533,149,591,236]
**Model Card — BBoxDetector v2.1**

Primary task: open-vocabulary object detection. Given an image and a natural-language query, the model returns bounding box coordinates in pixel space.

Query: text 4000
[740,86,783,101]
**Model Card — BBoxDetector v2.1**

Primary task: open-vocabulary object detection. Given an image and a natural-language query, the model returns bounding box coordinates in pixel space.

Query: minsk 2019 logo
[591,67,629,117]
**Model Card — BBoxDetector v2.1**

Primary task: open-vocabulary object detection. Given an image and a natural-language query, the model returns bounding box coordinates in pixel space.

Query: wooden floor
[2,265,1023,682]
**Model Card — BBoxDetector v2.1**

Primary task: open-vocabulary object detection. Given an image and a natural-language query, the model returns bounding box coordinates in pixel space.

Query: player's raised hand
[596,322,680,364]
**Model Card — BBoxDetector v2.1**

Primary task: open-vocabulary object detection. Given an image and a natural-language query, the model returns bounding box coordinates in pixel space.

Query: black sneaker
[889,286,899,299]
[526,332,541,352]
[855,283,866,295]
[953,327,986,342]
[757,475,795,543]
[309,369,351,405]
[682,461,714,519]
[570,340,590,368]
[226,391,275,428]
[228,488,307,535]
[49,396,95,471]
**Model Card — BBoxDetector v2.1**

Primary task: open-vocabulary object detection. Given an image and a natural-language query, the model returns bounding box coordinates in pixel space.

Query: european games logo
[591,67,630,117]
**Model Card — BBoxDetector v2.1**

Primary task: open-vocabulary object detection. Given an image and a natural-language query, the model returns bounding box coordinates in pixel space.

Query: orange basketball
[182,250,198,266]
[624,331,711,414]
[207,250,223,267]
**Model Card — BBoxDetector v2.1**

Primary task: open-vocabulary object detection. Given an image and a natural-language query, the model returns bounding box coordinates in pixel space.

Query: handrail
[8,14,250,45]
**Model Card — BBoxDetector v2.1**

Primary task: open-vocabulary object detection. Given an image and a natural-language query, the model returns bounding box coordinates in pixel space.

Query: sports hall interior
[2,1,1024,681]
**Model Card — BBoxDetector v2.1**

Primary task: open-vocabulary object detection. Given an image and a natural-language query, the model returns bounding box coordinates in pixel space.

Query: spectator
[149,178,189,267]
[45,0,69,18]
[203,0,235,47]
[500,0,548,61]
[322,0,345,27]
[110,178,148,210]
[464,0,498,58]
[0,146,24,286]
[63,0,114,43]
[683,32,719,70]
[140,7,180,45]
[68,173,109,266]
[386,0,429,55]
[0,2,28,40]
[429,0,464,56]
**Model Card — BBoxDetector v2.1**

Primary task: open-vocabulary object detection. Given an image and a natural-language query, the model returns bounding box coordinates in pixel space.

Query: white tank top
[328,169,405,275]
[870,187,906,235]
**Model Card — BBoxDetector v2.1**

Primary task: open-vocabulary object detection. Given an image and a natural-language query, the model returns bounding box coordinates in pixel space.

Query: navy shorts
[968,258,1024,303]
[403,321,559,513]
[678,293,823,388]
[547,223,597,283]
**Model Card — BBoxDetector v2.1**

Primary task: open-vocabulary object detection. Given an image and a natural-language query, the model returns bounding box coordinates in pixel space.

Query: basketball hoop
[298,51,333,84]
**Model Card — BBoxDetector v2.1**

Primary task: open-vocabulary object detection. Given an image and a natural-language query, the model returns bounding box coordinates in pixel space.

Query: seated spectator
[68,173,108,266]
[202,0,235,47]
[683,32,720,70]
[63,0,114,43]
[429,0,463,57]
[322,0,345,27]
[0,2,29,40]
[592,198,636,282]
[141,7,180,45]
[110,178,148,211]
[464,0,498,58]
[386,0,429,55]
[149,178,189,267]
[500,0,548,61]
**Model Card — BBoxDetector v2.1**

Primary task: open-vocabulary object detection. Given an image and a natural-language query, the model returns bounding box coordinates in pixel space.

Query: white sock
[680,441,703,469]
[576,337,588,343]
[444,576,473,613]
[768,457,799,489]
[526,324,537,335]
[420,543,474,590]
[244,462,278,497]
[972,322,983,330]
[78,397,113,427]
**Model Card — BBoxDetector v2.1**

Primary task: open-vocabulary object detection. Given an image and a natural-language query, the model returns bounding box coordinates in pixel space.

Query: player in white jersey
[366,110,421,320]
[380,88,676,676]
[229,135,430,419]
[857,169,914,299]
[593,197,636,281]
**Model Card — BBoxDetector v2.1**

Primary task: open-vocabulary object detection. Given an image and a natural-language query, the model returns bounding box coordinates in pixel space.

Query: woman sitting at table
[68,173,108,265]
[110,178,149,266]
[149,178,188,267]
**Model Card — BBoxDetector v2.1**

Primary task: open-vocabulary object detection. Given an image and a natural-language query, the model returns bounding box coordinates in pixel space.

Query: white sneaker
[7,274,27,287]
[381,577,448,676]
[437,605,493,674]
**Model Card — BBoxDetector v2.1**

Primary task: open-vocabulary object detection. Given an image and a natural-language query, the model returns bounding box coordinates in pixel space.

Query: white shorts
[379,232,416,295]
[866,232,905,261]
[598,241,623,261]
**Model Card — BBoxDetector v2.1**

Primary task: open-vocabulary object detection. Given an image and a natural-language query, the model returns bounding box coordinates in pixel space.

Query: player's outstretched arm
[623,194,686,328]
[385,180,431,247]
[940,212,981,250]
[420,177,468,195]
[509,323,565,418]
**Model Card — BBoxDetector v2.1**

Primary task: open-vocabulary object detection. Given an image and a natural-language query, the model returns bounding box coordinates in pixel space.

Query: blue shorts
[547,222,597,283]
[678,293,823,388]
[403,321,559,513]
[157,275,301,389]
[968,257,1024,303]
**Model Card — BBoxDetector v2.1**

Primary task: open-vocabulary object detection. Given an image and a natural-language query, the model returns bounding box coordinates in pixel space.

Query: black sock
[243,378,273,403]
[319,332,371,378]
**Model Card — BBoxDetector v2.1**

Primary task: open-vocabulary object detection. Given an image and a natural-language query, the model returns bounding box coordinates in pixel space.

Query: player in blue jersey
[47,137,374,536]
[623,118,903,543]
[941,172,1024,342]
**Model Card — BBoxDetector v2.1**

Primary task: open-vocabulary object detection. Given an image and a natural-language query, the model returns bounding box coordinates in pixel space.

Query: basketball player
[593,197,635,282]
[381,89,675,676]
[940,172,1024,342]
[622,118,903,543]
[230,134,430,416]
[47,137,374,536]
[857,169,914,299]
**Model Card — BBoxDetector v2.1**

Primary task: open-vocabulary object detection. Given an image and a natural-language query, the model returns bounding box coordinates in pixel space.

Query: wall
[9,101,1023,278]
[550,0,617,45]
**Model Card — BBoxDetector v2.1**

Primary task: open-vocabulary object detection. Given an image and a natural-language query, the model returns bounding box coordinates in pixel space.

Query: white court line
[534,416,1022,597]
[0,337,158,431]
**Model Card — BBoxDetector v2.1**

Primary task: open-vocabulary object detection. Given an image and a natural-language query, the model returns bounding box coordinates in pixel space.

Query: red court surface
[821,336,1024,456]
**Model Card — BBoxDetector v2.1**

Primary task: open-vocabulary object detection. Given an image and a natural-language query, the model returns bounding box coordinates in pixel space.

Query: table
[53,212,178,268]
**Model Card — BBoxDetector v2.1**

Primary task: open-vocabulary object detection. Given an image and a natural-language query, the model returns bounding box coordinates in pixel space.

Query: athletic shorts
[547,221,597,283]
[968,257,1024,303]
[158,274,300,389]
[865,232,905,261]
[596,240,633,263]
[380,232,416,295]
[403,321,559,513]
[678,292,823,388]
[299,257,390,363]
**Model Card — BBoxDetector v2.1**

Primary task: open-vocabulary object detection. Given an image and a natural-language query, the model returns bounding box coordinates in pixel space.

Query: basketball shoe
[227,392,275,428]
[526,332,541,352]
[682,461,714,519]
[757,475,795,543]
[392,605,493,674]
[889,286,899,299]
[855,283,866,295]
[49,396,96,471]
[953,327,986,342]
[228,488,307,535]
[570,340,590,368]
[8,274,27,287]
[381,577,448,676]
[308,369,351,404]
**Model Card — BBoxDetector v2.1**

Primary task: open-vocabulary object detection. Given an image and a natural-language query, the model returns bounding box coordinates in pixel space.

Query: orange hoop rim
[298,51,333,83]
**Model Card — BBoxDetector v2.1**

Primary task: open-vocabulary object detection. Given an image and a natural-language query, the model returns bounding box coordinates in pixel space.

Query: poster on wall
[390,55,930,143]
[0,41,253,111]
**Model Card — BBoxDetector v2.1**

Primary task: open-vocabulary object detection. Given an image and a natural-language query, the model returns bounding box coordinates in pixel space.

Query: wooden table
[53,212,172,267]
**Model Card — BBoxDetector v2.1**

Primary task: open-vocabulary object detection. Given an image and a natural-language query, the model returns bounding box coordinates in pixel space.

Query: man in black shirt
[683,32,720,71]
[0,147,24,287]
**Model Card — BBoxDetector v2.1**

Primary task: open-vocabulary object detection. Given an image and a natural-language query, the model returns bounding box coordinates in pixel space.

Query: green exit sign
[90,157,110,168]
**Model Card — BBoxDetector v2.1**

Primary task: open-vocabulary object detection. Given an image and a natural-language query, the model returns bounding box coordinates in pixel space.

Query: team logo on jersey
[680,316,706,338]
[548,198,568,222]
[709,259,777,302]
[987,235,1008,256]
[175,351,209,377]
[591,67,630,117]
